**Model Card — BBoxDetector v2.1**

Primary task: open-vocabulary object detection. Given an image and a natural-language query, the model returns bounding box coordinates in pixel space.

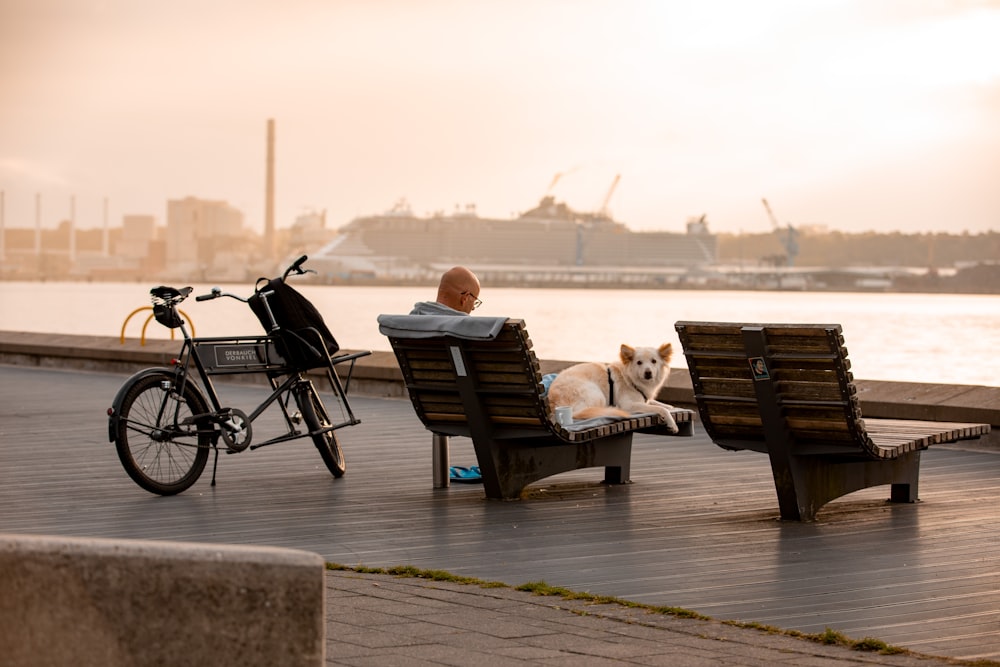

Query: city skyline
[2,0,999,236]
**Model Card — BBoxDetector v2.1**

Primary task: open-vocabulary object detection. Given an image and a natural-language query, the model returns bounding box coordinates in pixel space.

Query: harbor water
[1,281,998,387]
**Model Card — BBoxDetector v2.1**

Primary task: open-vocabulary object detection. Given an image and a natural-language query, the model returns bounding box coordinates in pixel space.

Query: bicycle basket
[150,287,185,329]
[248,278,339,369]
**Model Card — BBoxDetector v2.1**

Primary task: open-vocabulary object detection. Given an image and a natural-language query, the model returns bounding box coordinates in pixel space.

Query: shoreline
[2,274,998,295]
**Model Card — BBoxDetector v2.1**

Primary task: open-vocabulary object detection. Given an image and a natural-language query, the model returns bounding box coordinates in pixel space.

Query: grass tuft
[817,627,850,645]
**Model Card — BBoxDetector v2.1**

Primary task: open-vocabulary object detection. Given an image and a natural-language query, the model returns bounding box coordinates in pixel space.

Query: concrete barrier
[0,533,325,667]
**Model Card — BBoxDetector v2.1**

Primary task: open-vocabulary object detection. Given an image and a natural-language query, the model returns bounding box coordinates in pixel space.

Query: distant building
[116,215,156,264]
[165,197,246,279]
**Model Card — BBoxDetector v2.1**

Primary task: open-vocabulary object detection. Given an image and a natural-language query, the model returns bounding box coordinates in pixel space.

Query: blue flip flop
[449,465,482,483]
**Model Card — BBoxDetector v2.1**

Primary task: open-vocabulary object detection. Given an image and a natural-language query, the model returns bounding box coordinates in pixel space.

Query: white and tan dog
[548,343,678,433]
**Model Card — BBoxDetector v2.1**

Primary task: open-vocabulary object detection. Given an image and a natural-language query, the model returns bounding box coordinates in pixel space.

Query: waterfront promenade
[1,364,998,665]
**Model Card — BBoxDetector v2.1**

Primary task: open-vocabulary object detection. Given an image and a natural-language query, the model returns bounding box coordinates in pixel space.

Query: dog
[547,343,678,433]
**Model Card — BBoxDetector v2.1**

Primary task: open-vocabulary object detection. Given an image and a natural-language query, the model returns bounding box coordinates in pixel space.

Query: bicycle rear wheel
[114,371,211,495]
[295,381,346,478]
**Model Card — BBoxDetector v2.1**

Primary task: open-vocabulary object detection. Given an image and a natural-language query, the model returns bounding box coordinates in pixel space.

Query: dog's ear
[620,344,635,362]
[658,342,673,363]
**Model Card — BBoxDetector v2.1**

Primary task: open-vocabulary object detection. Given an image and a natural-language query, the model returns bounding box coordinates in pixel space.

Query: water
[2,281,998,387]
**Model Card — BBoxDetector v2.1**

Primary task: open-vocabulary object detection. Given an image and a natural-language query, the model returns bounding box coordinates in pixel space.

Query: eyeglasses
[461,291,483,310]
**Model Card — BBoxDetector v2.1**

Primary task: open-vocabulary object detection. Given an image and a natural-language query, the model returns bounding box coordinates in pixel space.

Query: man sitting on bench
[410,266,485,483]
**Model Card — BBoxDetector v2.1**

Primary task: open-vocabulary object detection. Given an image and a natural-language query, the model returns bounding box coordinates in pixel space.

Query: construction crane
[761,198,799,267]
[576,174,623,265]
[544,172,563,196]
[544,166,582,197]
[596,173,621,219]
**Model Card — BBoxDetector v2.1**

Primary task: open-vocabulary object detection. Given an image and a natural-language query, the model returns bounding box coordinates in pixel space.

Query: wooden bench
[674,321,991,521]
[380,316,695,500]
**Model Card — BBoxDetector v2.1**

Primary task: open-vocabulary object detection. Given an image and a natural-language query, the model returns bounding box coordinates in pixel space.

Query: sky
[1,0,999,236]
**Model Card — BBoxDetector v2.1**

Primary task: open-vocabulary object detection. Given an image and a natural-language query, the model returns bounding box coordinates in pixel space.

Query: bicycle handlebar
[283,255,316,280]
[194,256,314,302]
[195,287,224,302]
[284,255,307,278]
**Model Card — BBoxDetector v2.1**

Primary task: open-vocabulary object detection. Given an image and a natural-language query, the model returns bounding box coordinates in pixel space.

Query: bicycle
[107,256,370,495]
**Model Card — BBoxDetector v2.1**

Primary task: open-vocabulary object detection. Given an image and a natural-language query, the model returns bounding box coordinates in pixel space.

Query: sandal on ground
[449,465,482,483]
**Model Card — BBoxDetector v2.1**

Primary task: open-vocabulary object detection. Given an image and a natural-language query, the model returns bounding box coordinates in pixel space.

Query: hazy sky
[2,0,999,236]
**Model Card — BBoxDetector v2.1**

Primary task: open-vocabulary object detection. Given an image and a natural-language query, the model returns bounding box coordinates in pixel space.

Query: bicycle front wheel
[114,371,211,495]
[295,382,346,478]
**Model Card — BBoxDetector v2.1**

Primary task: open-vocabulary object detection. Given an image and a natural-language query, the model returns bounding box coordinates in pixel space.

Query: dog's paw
[660,413,679,433]
[650,405,673,419]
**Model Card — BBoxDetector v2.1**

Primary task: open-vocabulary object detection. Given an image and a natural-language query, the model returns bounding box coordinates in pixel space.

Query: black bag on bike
[248,278,340,369]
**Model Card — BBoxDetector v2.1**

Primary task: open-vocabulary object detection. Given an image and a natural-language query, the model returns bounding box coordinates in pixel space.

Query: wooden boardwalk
[1,365,998,662]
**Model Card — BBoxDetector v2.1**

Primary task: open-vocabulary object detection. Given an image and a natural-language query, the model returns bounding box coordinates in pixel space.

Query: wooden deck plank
[0,365,998,661]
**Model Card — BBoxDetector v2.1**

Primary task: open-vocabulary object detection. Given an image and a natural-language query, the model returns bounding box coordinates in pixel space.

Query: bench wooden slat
[675,320,991,521]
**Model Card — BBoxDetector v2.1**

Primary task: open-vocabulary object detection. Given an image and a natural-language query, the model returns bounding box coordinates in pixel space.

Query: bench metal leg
[432,433,450,489]
[475,433,634,500]
[772,450,922,521]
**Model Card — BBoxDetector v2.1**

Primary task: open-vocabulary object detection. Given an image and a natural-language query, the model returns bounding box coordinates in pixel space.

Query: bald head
[436,266,481,314]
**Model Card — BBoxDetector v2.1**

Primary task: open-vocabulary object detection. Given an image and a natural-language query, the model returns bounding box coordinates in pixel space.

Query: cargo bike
[107,256,370,495]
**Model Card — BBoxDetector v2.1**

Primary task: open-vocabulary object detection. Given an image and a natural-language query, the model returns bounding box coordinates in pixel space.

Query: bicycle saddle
[150,286,193,304]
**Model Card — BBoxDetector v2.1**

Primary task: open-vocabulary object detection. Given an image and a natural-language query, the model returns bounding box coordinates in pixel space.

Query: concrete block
[0,533,325,667]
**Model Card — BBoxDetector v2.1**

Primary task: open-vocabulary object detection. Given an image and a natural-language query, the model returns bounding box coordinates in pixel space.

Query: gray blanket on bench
[561,412,662,431]
[377,314,508,340]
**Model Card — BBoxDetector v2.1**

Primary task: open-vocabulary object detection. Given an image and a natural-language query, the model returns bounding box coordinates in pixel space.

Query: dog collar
[609,365,648,404]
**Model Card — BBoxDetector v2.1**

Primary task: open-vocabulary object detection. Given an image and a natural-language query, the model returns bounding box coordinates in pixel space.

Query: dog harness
[607,365,648,405]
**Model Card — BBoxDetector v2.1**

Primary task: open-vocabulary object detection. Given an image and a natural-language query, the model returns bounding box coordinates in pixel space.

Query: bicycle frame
[169,319,364,449]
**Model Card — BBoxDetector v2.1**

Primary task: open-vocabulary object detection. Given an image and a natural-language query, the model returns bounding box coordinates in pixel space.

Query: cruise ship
[307,196,717,285]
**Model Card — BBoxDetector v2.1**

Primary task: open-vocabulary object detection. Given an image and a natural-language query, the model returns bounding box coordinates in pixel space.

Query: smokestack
[69,195,76,264]
[35,193,41,255]
[102,196,109,257]
[265,118,275,260]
